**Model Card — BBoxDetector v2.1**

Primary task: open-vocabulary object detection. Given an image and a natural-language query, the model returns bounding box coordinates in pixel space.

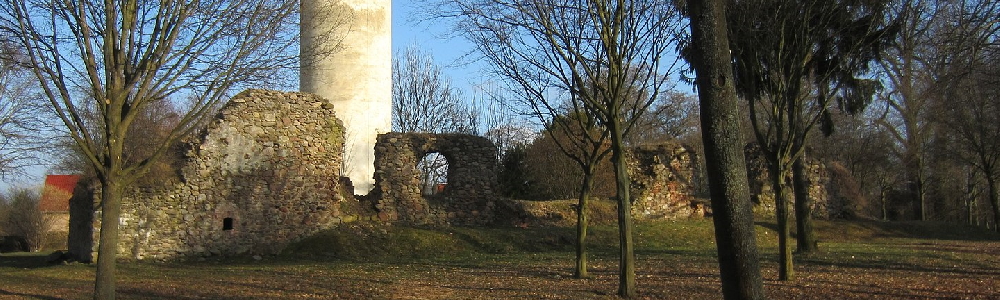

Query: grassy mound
[282,219,1000,262]
[282,223,582,262]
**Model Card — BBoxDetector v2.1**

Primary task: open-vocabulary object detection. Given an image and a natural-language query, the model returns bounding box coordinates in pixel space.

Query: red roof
[39,175,80,212]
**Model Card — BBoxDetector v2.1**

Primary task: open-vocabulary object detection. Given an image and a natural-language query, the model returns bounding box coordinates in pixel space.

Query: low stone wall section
[371,133,499,225]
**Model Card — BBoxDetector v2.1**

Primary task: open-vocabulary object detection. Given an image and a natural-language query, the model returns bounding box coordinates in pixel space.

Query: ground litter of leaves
[1,220,998,299]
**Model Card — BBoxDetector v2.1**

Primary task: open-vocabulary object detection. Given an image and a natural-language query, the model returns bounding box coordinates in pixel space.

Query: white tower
[301,0,392,195]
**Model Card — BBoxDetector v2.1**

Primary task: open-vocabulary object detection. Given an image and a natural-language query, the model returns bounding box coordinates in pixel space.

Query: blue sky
[392,1,485,88]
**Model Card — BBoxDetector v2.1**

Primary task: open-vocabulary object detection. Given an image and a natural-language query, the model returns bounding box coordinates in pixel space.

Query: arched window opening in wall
[418,152,449,196]
[223,217,234,231]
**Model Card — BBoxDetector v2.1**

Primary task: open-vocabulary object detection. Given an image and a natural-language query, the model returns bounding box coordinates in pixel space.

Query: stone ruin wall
[370,133,499,225]
[628,142,704,220]
[66,90,851,262]
[367,138,704,226]
[71,90,349,261]
[744,144,843,219]
[500,142,704,227]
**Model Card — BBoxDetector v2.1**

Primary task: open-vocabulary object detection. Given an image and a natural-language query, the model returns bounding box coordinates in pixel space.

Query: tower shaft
[301,0,392,195]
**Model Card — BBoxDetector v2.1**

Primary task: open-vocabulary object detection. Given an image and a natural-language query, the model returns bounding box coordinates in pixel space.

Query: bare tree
[0,187,49,252]
[876,0,946,222]
[810,109,899,220]
[529,110,613,279]
[0,41,51,180]
[392,45,478,134]
[52,96,184,189]
[438,0,681,295]
[474,87,539,198]
[392,45,478,193]
[0,1,330,299]
[931,1,1000,229]
[875,0,999,225]
[522,117,617,200]
[470,81,538,157]
[626,91,701,145]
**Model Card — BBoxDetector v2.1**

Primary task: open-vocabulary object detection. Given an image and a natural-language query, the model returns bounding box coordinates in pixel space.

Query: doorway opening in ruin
[418,152,449,196]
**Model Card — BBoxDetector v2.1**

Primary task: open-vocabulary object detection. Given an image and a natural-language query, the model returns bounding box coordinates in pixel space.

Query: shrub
[0,188,49,251]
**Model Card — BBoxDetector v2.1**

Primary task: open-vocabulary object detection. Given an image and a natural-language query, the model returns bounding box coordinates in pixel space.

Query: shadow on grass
[0,289,67,300]
[635,248,718,257]
[800,256,1000,277]
[755,220,1000,242]
[0,252,59,269]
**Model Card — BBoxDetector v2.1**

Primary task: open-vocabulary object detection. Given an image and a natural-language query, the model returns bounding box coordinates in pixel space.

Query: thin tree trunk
[880,187,888,221]
[793,157,816,253]
[907,154,927,221]
[986,175,1000,233]
[610,120,636,298]
[687,0,766,298]
[966,169,977,226]
[94,177,123,300]
[575,169,596,279]
[918,166,927,221]
[771,164,795,281]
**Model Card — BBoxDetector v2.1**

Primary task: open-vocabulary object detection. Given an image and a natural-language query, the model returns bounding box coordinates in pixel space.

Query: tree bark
[793,157,817,253]
[966,169,978,226]
[94,177,123,300]
[905,152,927,221]
[770,163,795,281]
[687,0,766,298]
[575,169,596,278]
[986,175,1000,232]
[609,118,636,298]
[918,164,927,221]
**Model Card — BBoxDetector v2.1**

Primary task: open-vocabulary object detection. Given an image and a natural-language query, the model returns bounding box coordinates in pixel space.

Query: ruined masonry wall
[372,133,499,225]
[628,142,704,219]
[744,144,840,219]
[92,90,347,260]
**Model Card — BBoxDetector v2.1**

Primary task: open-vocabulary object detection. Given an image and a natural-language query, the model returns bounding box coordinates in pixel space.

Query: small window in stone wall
[223,218,234,231]
[419,152,449,196]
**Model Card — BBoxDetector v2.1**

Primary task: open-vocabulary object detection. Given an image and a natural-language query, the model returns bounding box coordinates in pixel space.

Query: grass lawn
[1,219,998,299]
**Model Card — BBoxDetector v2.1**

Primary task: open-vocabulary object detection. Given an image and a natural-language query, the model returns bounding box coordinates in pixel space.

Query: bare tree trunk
[575,168,596,279]
[880,186,889,221]
[687,0,766,298]
[770,164,795,281]
[609,119,636,298]
[906,154,927,221]
[986,175,1000,232]
[94,177,123,300]
[793,157,817,253]
[918,167,927,221]
[966,169,977,226]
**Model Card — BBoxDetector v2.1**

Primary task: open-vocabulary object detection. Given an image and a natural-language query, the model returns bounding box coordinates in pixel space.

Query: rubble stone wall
[371,133,499,225]
[744,144,841,219]
[73,90,347,261]
[628,142,704,219]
